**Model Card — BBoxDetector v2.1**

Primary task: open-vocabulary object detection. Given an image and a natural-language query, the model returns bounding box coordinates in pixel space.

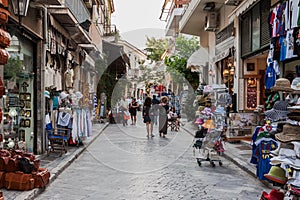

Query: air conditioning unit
[85,0,92,8]
[204,12,219,32]
[225,0,242,6]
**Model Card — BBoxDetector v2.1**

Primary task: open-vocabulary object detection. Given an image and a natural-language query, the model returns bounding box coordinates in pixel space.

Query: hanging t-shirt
[265,62,276,90]
[280,36,287,61]
[291,0,300,28]
[286,29,297,59]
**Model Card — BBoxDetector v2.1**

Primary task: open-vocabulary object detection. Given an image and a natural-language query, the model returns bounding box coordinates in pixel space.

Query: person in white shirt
[120,96,129,126]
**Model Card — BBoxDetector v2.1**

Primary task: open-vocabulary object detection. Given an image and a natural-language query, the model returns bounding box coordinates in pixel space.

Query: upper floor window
[241,0,270,58]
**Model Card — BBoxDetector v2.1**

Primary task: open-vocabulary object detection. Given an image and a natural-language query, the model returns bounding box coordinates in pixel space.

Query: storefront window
[3,34,34,152]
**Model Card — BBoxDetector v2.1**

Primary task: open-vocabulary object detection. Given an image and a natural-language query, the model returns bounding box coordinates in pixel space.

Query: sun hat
[264,166,287,185]
[271,78,293,92]
[60,91,69,100]
[291,77,300,91]
[264,100,289,122]
[270,148,296,165]
[291,141,300,158]
[260,189,285,200]
[275,124,300,143]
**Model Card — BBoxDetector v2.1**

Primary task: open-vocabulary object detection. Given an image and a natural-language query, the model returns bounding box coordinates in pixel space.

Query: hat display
[275,124,300,143]
[287,112,300,121]
[287,169,300,187]
[202,119,215,129]
[270,148,296,166]
[60,91,69,100]
[291,77,300,91]
[271,78,293,92]
[195,118,204,125]
[260,189,284,200]
[264,166,287,184]
[264,100,289,122]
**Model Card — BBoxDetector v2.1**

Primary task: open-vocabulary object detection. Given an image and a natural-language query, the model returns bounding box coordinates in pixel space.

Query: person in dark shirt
[143,97,154,138]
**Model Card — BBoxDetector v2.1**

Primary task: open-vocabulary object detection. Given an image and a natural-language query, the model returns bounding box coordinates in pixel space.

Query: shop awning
[103,40,130,66]
[187,48,208,72]
[228,0,258,22]
[48,7,91,44]
[212,49,230,63]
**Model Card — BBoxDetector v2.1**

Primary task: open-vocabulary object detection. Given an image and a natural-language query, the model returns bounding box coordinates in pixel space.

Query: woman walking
[143,97,154,138]
[129,97,139,125]
[159,96,169,138]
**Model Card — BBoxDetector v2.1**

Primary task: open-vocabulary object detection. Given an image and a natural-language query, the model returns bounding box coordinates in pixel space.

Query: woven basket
[0,28,10,48]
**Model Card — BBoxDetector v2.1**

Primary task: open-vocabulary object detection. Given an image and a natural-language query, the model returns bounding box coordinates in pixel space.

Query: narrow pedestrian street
[34,115,268,200]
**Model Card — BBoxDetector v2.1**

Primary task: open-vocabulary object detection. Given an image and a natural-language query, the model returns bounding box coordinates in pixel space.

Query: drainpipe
[31,2,47,153]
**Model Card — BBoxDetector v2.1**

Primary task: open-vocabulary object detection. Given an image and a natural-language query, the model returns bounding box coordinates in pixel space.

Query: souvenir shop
[248,0,300,198]
[44,22,94,147]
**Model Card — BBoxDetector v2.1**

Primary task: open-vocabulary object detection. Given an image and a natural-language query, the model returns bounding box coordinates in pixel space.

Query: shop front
[3,5,43,152]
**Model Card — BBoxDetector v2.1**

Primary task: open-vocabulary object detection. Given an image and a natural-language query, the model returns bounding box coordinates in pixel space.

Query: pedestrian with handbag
[143,97,154,138]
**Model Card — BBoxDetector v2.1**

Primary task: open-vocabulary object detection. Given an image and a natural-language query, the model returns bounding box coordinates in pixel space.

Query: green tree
[144,37,169,61]
[164,35,200,90]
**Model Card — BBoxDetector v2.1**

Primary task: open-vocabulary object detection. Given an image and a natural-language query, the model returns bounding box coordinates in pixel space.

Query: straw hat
[264,166,287,185]
[271,78,293,92]
[275,124,300,143]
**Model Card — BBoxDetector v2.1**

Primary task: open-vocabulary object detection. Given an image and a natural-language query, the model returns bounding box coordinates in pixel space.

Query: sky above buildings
[112,0,167,49]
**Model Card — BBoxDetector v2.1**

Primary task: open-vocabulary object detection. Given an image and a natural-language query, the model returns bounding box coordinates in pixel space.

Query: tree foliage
[144,37,170,61]
[164,35,200,90]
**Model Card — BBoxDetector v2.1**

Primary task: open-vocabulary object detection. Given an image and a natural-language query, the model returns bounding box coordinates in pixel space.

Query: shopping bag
[123,111,130,120]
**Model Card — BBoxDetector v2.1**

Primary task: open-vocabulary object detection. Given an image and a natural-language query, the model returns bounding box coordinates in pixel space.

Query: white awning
[228,0,258,22]
[187,48,208,72]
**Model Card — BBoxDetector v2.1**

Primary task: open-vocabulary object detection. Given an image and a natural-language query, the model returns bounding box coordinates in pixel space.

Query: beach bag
[124,111,130,120]
[17,157,34,174]
[5,172,35,190]
[32,168,50,188]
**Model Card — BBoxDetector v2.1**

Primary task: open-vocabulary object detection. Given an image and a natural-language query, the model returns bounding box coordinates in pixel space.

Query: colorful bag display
[32,168,50,188]
[0,28,10,48]
[0,7,9,25]
[0,48,9,64]
[4,171,35,191]
[0,0,8,8]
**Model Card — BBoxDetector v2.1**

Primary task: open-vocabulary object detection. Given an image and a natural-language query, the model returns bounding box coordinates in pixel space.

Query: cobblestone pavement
[34,118,269,200]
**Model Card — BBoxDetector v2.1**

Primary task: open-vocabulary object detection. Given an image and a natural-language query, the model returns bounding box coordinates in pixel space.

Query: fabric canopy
[187,48,209,72]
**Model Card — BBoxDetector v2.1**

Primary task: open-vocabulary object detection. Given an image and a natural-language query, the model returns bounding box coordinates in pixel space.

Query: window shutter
[241,12,251,56]
[260,0,271,48]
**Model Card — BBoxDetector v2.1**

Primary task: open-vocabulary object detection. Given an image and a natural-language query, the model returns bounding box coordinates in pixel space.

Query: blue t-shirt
[265,62,276,90]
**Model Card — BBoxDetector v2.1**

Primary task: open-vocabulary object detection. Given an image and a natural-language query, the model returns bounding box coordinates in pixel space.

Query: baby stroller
[193,128,224,167]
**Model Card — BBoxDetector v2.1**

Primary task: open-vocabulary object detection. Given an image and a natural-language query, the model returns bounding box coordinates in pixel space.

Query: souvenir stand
[193,84,227,167]
[45,89,93,152]
[249,78,300,199]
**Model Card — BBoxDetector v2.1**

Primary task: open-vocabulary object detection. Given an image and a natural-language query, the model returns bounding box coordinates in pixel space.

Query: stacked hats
[271,78,293,92]
[264,100,289,122]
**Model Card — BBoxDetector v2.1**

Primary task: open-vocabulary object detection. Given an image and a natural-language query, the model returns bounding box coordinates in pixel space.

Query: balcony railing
[103,24,117,36]
[65,0,90,23]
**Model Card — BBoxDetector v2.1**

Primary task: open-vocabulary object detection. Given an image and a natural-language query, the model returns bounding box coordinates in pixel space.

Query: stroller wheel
[219,161,223,166]
[210,161,215,167]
